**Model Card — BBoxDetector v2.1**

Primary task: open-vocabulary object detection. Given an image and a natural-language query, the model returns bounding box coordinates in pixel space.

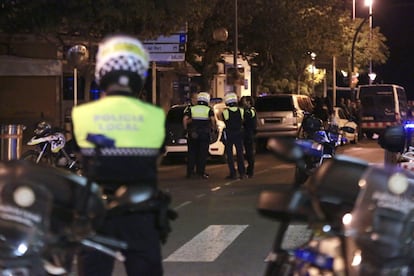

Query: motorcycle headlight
[0,222,44,258]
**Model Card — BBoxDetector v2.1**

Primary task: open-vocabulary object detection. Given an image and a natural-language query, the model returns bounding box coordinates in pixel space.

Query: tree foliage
[0,0,217,41]
[0,0,389,94]
[340,17,389,75]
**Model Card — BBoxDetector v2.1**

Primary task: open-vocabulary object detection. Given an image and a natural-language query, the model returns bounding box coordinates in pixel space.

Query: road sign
[144,32,187,62]
[143,43,185,53]
[149,53,185,62]
[143,34,187,44]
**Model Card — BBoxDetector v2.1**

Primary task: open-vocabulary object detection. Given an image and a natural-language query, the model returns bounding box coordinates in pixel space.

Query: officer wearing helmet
[183,92,215,179]
[72,34,170,276]
[222,92,246,179]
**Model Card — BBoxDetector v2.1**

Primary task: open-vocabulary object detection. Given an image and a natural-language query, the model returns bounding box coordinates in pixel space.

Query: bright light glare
[368,73,377,81]
[365,0,373,7]
[322,225,331,233]
[352,250,362,266]
[405,123,414,129]
[16,243,28,256]
[342,213,353,225]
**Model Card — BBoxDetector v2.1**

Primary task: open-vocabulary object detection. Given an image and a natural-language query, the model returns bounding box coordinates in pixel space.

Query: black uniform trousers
[225,131,245,177]
[187,132,210,176]
[77,212,162,276]
[243,130,256,177]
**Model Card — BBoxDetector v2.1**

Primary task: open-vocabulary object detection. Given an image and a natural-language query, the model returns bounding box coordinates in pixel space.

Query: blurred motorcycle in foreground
[259,125,414,275]
[0,134,176,275]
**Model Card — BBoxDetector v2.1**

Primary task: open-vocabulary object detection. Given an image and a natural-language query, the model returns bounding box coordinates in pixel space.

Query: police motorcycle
[344,125,414,275]
[259,136,369,275]
[295,113,339,184]
[258,125,414,275]
[0,134,176,275]
[20,121,80,173]
[382,121,414,169]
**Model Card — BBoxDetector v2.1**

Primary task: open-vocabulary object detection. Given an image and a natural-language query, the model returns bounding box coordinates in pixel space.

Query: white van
[356,84,408,139]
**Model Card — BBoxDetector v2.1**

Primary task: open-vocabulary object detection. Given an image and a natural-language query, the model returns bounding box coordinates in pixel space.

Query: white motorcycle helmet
[95,34,149,93]
[197,92,211,105]
[34,121,52,136]
[224,92,238,105]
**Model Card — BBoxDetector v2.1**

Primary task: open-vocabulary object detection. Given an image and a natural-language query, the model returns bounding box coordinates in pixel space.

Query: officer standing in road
[183,92,215,179]
[72,34,171,276]
[240,96,257,178]
[222,92,246,179]
[182,91,198,177]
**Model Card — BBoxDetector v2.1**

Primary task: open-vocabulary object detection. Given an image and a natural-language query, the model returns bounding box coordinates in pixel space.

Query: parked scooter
[0,134,176,275]
[20,121,80,173]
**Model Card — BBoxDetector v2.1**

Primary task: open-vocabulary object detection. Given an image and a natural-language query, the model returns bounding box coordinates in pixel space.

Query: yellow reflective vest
[72,95,165,151]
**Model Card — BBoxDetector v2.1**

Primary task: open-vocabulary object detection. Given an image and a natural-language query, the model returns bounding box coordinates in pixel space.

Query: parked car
[163,101,227,160]
[333,106,358,144]
[164,104,188,158]
[255,94,314,138]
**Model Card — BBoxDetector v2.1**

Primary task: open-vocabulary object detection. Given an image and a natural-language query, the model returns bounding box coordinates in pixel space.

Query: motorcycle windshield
[345,166,414,261]
[0,221,43,258]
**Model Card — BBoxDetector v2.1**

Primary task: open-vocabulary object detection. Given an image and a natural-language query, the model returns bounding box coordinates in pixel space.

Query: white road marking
[163,225,248,262]
[174,201,192,210]
[264,223,315,262]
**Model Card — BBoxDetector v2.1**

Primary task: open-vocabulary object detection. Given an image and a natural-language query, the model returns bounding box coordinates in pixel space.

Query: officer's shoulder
[72,100,98,113]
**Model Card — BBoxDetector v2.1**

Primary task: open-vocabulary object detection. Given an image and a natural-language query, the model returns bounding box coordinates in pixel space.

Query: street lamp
[310,52,317,94]
[353,0,356,20]
[365,0,374,84]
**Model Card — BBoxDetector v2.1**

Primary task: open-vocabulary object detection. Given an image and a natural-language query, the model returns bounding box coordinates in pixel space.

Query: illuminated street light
[368,72,377,82]
[365,0,373,84]
[310,52,317,94]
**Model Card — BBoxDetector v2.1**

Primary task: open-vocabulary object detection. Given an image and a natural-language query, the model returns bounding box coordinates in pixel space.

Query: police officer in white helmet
[183,92,216,179]
[72,34,172,276]
[222,92,246,179]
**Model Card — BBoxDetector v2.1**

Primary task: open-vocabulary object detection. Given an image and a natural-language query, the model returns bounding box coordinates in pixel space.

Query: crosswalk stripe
[163,225,248,262]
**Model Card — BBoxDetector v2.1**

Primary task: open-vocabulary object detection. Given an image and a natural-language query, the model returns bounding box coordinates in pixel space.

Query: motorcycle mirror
[257,189,311,221]
[378,125,406,153]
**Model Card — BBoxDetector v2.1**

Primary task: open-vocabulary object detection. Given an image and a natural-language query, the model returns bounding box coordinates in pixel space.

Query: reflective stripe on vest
[72,96,165,151]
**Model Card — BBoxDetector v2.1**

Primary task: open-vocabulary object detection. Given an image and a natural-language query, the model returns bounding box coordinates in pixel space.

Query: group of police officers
[183,91,257,180]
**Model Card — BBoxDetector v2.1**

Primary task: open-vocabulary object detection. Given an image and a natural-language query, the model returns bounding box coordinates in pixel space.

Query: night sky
[361,0,414,99]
